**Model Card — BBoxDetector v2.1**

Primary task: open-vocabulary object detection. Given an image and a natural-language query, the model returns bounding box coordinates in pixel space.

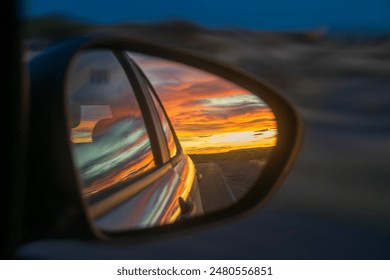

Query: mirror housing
[25,35,302,243]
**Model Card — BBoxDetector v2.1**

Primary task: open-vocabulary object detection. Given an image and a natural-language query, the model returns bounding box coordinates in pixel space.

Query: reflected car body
[66,49,204,231]
[94,154,199,230]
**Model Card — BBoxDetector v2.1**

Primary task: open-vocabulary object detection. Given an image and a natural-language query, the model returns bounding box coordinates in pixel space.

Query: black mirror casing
[25,38,103,242]
[23,36,302,244]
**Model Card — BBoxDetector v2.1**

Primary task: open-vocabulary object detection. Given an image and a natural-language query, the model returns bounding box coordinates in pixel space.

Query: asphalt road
[196,162,237,213]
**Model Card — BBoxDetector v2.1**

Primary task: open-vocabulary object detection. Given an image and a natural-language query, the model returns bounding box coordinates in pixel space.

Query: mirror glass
[67,49,277,232]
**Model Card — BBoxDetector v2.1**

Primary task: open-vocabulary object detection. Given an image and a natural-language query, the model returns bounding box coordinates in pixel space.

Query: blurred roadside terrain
[23,16,390,231]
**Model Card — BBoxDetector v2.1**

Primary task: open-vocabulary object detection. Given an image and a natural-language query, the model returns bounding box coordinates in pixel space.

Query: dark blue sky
[23,0,390,32]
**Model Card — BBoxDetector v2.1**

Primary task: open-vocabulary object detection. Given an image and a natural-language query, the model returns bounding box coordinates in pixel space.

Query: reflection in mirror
[67,49,277,233]
[129,52,277,214]
[68,50,155,199]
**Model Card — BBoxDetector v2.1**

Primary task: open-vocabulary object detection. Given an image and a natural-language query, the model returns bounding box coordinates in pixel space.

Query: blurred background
[19,0,390,258]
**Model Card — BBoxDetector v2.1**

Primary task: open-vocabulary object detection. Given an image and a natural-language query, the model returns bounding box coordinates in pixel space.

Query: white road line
[215,163,237,203]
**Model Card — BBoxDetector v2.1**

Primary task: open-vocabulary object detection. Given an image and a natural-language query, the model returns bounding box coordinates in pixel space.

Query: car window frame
[147,82,179,159]
[130,60,184,164]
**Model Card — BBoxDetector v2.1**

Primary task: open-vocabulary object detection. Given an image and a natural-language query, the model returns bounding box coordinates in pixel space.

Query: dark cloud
[181,99,208,107]
[173,123,226,132]
[172,117,276,133]
[200,106,272,120]
[183,83,232,95]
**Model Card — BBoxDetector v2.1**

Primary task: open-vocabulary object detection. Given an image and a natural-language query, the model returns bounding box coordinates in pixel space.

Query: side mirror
[26,36,301,241]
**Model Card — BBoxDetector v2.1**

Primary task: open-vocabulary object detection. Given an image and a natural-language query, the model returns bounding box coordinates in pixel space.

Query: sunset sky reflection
[129,53,277,154]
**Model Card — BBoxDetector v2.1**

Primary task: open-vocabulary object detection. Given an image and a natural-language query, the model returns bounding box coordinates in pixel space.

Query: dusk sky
[22,0,390,32]
[129,53,277,154]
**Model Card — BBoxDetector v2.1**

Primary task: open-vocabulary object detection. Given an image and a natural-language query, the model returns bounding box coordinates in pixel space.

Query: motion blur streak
[73,118,155,196]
